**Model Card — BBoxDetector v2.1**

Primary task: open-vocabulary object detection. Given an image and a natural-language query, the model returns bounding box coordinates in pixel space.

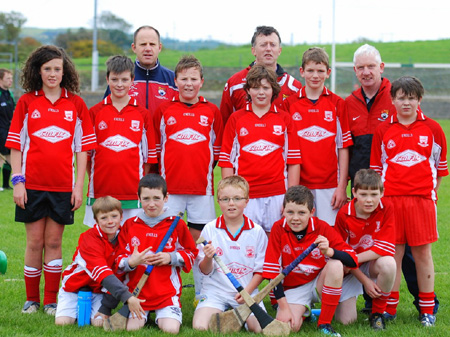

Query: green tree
[0,11,27,42]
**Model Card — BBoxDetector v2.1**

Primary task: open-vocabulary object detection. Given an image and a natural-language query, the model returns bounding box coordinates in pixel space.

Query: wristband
[11,174,26,186]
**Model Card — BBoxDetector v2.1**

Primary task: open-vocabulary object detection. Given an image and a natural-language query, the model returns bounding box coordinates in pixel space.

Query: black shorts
[0,129,10,155]
[15,189,74,225]
[187,222,206,231]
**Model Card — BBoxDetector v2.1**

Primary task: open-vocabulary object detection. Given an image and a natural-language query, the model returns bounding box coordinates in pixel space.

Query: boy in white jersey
[192,175,268,332]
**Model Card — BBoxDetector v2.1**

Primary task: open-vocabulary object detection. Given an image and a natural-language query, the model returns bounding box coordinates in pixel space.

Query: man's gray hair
[353,44,382,65]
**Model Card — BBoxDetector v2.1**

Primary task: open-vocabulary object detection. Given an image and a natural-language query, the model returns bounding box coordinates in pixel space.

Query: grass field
[0,120,449,336]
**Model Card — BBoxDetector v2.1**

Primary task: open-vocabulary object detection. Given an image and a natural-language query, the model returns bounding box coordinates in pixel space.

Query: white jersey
[198,215,268,296]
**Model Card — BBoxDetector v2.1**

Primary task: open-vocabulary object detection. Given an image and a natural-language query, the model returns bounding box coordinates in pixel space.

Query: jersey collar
[103,95,138,107]
[297,86,330,99]
[215,214,254,241]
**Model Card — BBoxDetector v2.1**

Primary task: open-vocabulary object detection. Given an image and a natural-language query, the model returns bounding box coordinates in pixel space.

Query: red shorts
[384,196,437,246]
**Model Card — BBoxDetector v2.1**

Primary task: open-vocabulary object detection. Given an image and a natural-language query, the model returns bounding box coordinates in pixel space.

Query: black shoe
[361,306,372,315]
[2,186,12,190]
[318,323,341,336]
[370,313,386,330]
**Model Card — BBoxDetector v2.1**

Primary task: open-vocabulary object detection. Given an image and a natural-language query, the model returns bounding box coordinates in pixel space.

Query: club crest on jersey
[245,246,255,258]
[387,139,396,149]
[158,87,167,97]
[349,230,356,239]
[130,120,141,132]
[33,126,71,143]
[358,234,374,250]
[390,150,427,167]
[379,110,389,121]
[100,135,138,152]
[98,121,108,130]
[282,244,291,254]
[240,127,249,136]
[165,237,173,250]
[167,116,177,125]
[324,111,333,122]
[199,115,209,127]
[31,109,41,119]
[273,125,283,136]
[131,236,140,247]
[169,128,207,145]
[310,247,322,259]
[218,262,252,278]
[242,139,281,157]
[297,126,335,143]
[292,112,302,121]
[64,110,73,122]
[418,136,429,147]
[216,247,223,256]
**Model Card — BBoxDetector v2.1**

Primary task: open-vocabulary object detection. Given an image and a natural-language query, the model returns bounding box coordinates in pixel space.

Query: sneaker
[361,306,372,315]
[318,324,341,337]
[0,187,4,192]
[420,313,436,327]
[22,301,40,314]
[43,303,57,316]
[370,313,386,330]
[383,312,397,321]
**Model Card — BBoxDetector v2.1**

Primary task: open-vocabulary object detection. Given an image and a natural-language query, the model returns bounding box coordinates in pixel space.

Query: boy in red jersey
[370,76,448,327]
[115,174,198,333]
[153,55,223,241]
[282,47,352,226]
[263,185,357,337]
[334,169,396,330]
[84,55,157,227]
[55,196,144,326]
[219,65,301,234]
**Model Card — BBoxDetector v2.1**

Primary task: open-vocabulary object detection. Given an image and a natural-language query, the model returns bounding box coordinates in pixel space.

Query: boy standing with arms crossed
[263,185,357,337]
[283,47,352,226]
[370,76,448,327]
[84,55,157,226]
[334,169,396,330]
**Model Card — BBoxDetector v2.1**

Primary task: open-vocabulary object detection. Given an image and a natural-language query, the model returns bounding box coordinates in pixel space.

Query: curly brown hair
[21,45,80,93]
[244,65,281,103]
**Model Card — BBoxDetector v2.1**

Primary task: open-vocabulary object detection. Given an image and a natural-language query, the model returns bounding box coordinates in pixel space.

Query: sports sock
[372,291,390,314]
[385,291,399,315]
[43,259,62,305]
[317,285,342,326]
[419,291,435,315]
[24,265,42,303]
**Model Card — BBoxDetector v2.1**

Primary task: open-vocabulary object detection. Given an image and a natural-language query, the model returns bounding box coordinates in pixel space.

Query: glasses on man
[218,197,247,203]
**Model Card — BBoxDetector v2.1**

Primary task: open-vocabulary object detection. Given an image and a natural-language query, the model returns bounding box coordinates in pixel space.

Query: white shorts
[55,288,103,320]
[165,194,216,224]
[284,278,320,314]
[130,305,183,324]
[340,262,371,302]
[196,289,266,313]
[310,188,338,226]
[83,205,140,227]
[244,194,284,232]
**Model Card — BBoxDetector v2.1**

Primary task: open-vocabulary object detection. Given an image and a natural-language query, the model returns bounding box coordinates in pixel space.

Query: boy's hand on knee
[363,279,381,298]
[127,296,146,319]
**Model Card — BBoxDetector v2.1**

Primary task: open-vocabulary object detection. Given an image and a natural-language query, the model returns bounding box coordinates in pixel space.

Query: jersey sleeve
[333,208,349,242]
[431,121,449,177]
[143,108,158,164]
[73,95,97,152]
[153,105,164,156]
[371,200,396,256]
[370,124,384,175]
[175,220,199,273]
[262,220,283,279]
[285,112,302,164]
[325,224,358,268]
[212,105,224,160]
[219,81,233,126]
[218,114,237,168]
[336,97,353,148]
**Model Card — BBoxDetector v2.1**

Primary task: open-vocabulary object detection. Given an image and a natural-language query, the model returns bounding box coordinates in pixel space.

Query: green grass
[1,120,450,336]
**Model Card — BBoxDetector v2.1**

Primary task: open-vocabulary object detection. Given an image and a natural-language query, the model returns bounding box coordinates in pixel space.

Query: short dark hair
[251,26,281,47]
[302,47,330,69]
[0,68,12,80]
[353,169,383,192]
[390,76,424,100]
[283,185,315,211]
[244,65,281,103]
[92,196,123,221]
[106,55,135,78]
[138,174,167,197]
[133,26,160,44]
[175,55,203,78]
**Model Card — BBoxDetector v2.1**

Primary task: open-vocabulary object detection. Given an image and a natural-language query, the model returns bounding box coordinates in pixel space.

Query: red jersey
[116,214,198,311]
[61,224,117,294]
[87,96,157,201]
[5,89,96,192]
[345,78,395,180]
[220,63,302,125]
[370,112,448,200]
[218,104,301,198]
[263,217,357,288]
[334,198,396,261]
[154,95,223,195]
[283,87,352,189]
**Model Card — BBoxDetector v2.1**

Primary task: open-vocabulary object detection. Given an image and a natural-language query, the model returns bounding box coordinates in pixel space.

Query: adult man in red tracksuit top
[220,26,301,126]
[344,43,438,316]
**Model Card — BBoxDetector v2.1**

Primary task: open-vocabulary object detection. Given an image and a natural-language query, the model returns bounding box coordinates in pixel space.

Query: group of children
[6,43,447,336]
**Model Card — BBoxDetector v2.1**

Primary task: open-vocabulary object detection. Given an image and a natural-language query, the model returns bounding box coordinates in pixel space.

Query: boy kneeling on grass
[334,169,396,330]
[55,196,144,326]
[262,185,358,337]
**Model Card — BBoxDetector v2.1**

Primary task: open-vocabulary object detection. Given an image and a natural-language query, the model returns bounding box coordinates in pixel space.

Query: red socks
[24,266,42,303]
[419,291,435,315]
[385,291,399,315]
[318,285,342,326]
[372,291,390,314]
[43,261,62,305]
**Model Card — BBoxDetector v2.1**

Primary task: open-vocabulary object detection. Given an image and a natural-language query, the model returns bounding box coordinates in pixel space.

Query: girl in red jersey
[6,45,96,315]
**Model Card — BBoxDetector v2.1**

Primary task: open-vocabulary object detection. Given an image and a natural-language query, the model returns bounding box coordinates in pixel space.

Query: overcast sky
[3,0,450,45]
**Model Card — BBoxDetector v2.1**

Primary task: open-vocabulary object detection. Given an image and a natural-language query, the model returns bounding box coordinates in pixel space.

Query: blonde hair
[92,196,123,221]
[217,175,250,199]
